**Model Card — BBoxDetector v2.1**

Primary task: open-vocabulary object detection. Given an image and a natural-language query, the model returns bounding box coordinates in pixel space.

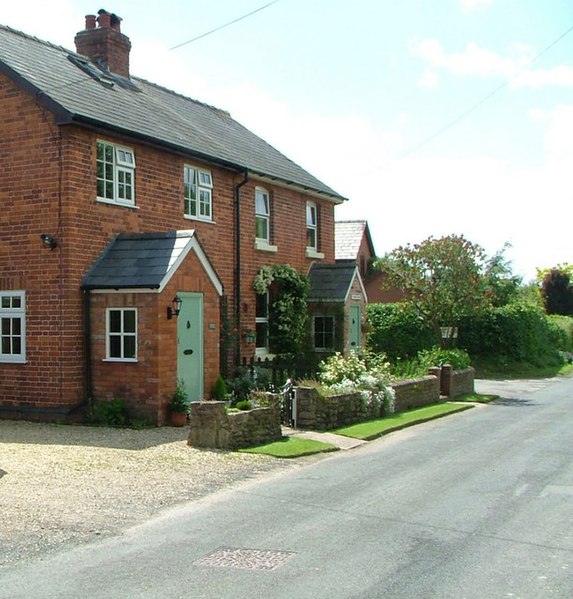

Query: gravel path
[0,422,297,567]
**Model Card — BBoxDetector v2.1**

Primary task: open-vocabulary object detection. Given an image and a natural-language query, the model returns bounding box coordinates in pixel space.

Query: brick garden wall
[392,376,441,412]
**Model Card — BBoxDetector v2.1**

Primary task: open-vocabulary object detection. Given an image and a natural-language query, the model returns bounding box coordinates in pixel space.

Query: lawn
[331,402,474,441]
[455,392,499,403]
[238,436,337,458]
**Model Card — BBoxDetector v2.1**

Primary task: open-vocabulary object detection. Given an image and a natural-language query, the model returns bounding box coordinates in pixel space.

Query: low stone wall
[391,375,440,412]
[440,366,475,398]
[295,387,379,431]
[188,399,282,450]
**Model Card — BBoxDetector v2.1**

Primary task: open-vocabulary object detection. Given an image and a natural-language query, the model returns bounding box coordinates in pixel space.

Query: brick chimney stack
[74,10,131,77]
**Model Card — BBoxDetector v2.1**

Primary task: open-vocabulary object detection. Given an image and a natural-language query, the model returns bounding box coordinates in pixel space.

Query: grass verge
[455,392,499,403]
[331,402,474,441]
[238,436,338,458]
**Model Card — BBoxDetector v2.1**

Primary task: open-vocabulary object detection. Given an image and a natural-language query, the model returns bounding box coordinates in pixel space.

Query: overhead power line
[399,22,573,159]
[170,1,281,51]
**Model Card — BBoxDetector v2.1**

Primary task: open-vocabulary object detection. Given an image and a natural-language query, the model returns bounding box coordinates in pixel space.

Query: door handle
[184,349,194,355]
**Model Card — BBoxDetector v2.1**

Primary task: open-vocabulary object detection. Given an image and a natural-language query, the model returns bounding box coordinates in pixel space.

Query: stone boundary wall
[295,388,378,431]
[188,400,282,450]
[391,375,440,412]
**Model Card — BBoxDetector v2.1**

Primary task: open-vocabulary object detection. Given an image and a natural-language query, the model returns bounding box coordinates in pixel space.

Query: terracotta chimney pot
[85,14,97,30]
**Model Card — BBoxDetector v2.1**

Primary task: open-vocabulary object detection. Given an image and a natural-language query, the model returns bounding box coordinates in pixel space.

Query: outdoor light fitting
[40,234,58,250]
[167,295,183,320]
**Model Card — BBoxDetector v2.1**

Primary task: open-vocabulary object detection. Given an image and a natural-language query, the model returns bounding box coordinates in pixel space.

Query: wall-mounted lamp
[40,233,58,250]
[167,295,183,320]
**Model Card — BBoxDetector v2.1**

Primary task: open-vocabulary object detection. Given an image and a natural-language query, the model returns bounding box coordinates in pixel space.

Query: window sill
[103,358,138,363]
[306,248,325,259]
[97,198,139,209]
[0,358,27,364]
[255,240,278,253]
[184,215,215,224]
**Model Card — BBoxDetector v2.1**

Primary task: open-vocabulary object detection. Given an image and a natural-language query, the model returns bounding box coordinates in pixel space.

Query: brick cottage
[0,11,371,424]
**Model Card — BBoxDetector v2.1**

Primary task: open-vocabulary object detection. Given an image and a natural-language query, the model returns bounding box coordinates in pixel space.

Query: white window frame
[306,201,318,250]
[255,291,270,355]
[97,140,136,207]
[184,165,213,221]
[105,308,137,362]
[0,291,26,363]
[255,187,270,243]
[313,315,335,351]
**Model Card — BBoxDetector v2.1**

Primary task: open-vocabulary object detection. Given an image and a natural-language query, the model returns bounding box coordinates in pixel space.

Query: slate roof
[82,230,222,293]
[308,263,362,302]
[0,24,345,203]
[335,220,376,261]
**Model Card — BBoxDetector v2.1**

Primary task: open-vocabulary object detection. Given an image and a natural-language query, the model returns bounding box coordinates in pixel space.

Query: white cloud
[542,105,573,158]
[418,69,439,88]
[459,0,494,14]
[511,65,573,88]
[411,38,531,79]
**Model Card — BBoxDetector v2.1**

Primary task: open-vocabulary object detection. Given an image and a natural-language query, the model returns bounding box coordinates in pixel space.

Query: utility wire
[170,1,281,50]
[399,22,573,159]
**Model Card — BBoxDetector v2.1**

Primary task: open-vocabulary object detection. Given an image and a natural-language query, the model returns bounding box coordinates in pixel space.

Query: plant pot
[169,411,188,427]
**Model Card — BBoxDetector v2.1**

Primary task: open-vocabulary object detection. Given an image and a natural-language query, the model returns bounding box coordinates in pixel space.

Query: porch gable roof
[82,230,222,295]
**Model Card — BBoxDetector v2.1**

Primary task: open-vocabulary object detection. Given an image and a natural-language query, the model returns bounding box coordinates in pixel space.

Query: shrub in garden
[318,352,396,415]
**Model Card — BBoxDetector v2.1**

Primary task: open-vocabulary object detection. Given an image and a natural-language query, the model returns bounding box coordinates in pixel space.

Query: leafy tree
[537,264,573,316]
[375,235,496,347]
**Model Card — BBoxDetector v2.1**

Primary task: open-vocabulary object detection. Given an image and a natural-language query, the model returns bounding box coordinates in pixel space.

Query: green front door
[177,292,204,402]
[349,304,361,352]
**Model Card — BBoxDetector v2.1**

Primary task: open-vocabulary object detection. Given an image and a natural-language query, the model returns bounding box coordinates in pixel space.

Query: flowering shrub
[318,352,395,415]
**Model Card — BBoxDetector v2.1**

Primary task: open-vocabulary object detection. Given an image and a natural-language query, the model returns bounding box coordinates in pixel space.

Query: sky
[3,0,573,282]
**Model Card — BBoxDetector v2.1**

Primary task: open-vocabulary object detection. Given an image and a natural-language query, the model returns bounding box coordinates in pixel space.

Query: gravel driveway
[0,422,296,567]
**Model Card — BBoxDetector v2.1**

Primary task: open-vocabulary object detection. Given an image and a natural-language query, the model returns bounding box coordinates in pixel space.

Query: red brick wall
[0,72,337,419]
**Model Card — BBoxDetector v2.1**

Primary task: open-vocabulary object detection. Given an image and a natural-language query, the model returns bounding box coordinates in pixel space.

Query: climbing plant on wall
[253,264,309,356]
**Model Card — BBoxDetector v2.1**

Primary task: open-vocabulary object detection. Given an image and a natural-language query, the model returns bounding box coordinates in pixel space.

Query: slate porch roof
[82,230,222,294]
[308,263,366,302]
[0,24,345,203]
[335,220,376,261]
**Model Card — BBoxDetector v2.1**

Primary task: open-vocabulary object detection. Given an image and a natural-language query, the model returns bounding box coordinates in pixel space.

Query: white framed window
[97,140,136,206]
[255,187,270,242]
[313,315,335,351]
[255,292,270,354]
[306,201,318,250]
[0,291,26,363]
[106,308,137,361]
[184,166,213,220]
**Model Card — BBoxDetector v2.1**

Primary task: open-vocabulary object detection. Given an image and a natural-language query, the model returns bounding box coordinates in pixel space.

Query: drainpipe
[234,170,249,367]
[83,288,93,406]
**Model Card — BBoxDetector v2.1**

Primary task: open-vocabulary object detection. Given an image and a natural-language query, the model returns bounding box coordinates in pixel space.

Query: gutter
[83,288,93,406]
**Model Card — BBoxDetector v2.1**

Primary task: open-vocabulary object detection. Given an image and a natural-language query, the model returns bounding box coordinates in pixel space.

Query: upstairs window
[306,202,318,250]
[0,291,25,363]
[97,141,136,206]
[184,166,213,221]
[255,187,270,242]
[106,308,137,361]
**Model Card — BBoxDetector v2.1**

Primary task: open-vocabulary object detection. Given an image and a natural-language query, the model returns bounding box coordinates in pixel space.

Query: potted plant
[168,379,189,426]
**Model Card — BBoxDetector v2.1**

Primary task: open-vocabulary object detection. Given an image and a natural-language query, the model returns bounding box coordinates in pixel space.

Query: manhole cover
[194,547,295,571]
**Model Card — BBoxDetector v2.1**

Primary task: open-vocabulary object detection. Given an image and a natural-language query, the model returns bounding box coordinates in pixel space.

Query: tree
[538,264,573,315]
[375,235,496,347]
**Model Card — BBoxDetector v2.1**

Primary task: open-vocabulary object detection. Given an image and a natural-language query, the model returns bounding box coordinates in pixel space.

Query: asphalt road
[1,376,572,598]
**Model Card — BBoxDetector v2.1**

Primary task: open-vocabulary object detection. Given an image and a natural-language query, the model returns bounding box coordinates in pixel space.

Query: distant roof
[335,220,376,261]
[82,230,222,294]
[0,24,346,203]
[308,263,365,302]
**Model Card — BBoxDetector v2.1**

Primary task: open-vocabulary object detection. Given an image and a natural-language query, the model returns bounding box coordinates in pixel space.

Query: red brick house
[0,12,347,424]
[335,220,404,304]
